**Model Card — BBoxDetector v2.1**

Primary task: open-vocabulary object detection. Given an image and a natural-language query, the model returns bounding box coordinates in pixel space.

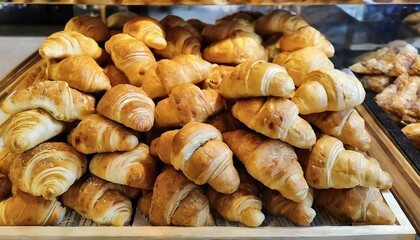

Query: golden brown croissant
[203,30,267,65]
[254,10,309,36]
[2,109,66,153]
[97,84,155,132]
[65,15,111,42]
[154,83,225,128]
[202,18,254,42]
[278,26,335,58]
[154,26,202,59]
[105,33,156,87]
[39,31,107,62]
[47,56,111,92]
[0,173,12,199]
[137,190,152,217]
[150,122,240,194]
[207,169,265,227]
[303,109,371,151]
[123,16,167,50]
[360,75,394,93]
[107,12,138,29]
[292,69,365,115]
[142,55,212,99]
[0,190,66,226]
[1,80,96,122]
[206,111,243,133]
[89,143,158,189]
[159,15,202,41]
[9,142,87,199]
[315,187,396,225]
[0,147,13,175]
[219,60,295,99]
[273,47,334,87]
[61,176,133,226]
[223,130,309,202]
[402,123,420,149]
[262,188,316,226]
[200,65,235,90]
[149,167,214,226]
[104,64,130,87]
[67,113,139,154]
[302,135,393,190]
[231,97,316,149]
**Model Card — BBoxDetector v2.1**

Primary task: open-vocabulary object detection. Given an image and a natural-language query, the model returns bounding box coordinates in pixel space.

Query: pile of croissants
[0,9,397,228]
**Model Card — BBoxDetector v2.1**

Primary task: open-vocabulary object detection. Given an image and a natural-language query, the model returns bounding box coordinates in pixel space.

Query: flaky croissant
[149,167,214,226]
[47,55,111,92]
[67,113,139,154]
[1,80,96,122]
[61,176,133,226]
[292,69,365,115]
[223,130,309,202]
[231,97,316,149]
[2,109,66,153]
[0,173,12,199]
[200,65,235,90]
[65,15,111,42]
[202,18,254,42]
[150,122,240,194]
[254,10,309,36]
[8,142,87,199]
[154,26,202,59]
[0,190,66,226]
[123,15,166,50]
[97,84,155,132]
[104,64,130,87]
[219,60,295,99]
[154,83,225,128]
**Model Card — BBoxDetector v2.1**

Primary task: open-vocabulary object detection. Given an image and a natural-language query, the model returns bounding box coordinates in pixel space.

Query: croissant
[2,109,66,153]
[278,26,335,58]
[154,26,202,59]
[409,56,420,76]
[150,122,240,194]
[142,55,212,99]
[65,15,111,42]
[315,187,396,225]
[402,123,420,149]
[360,75,393,93]
[149,167,214,226]
[0,173,12,199]
[302,135,393,190]
[97,84,155,132]
[206,111,243,133]
[263,188,316,226]
[137,190,152,217]
[304,109,371,151]
[123,16,166,50]
[8,142,87,199]
[39,31,107,62]
[104,64,130,87]
[159,15,202,41]
[292,69,365,115]
[47,56,111,92]
[89,143,158,189]
[219,60,295,99]
[61,176,133,226]
[207,169,265,227]
[223,130,309,202]
[273,47,334,87]
[67,113,139,154]
[254,10,309,36]
[202,18,254,42]
[231,97,316,149]
[200,65,235,90]
[203,30,267,65]
[1,80,96,122]
[107,12,138,29]
[105,33,156,87]
[154,83,225,128]
[0,147,13,175]
[0,190,66,226]
[186,18,208,33]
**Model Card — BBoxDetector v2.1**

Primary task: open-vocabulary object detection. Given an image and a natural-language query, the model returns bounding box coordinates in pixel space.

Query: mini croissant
[65,15,111,42]
[123,15,167,50]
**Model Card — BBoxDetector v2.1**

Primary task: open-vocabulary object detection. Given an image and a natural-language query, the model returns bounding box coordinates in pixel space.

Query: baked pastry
[97,84,155,132]
[202,18,254,42]
[137,190,152,217]
[403,12,420,25]
[2,109,66,153]
[67,113,139,154]
[200,65,235,90]
[150,122,239,194]
[1,80,96,122]
[207,169,265,227]
[154,83,225,128]
[104,64,130,87]
[303,109,371,151]
[154,26,202,59]
[186,18,208,33]
[0,190,66,226]
[360,75,394,93]
[0,173,11,199]
[254,9,309,36]
[123,16,167,50]
[278,26,335,58]
[107,12,138,29]
[206,111,243,133]
[231,97,316,149]
[47,55,111,92]
[273,47,334,87]
[142,55,212,99]
[315,187,396,225]
[149,167,214,226]
[223,130,309,202]
[402,123,420,149]
[105,33,156,87]
[159,15,202,41]
[0,147,13,175]
[409,56,420,76]
[301,135,393,190]
[89,143,158,189]
[292,69,365,115]
[65,15,111,42]
[61,176,133,226]
[9,142,87,199]
[262,188,316,226]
